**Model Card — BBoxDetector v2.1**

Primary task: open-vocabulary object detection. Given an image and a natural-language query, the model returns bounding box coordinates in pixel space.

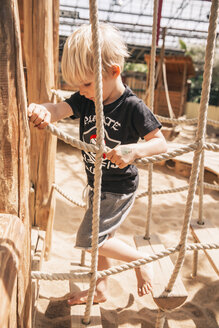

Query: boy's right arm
[28,101,73,129]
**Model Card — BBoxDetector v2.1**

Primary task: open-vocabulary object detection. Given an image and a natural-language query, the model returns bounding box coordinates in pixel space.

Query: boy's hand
[106,145,135,169]
[28,103,51,129]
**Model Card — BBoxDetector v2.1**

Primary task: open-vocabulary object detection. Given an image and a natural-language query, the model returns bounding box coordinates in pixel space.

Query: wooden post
[0,0,31,326]
[178,62,188,117]
[0,215,25,328]
[155,27,166,115]
[23,0,59,259]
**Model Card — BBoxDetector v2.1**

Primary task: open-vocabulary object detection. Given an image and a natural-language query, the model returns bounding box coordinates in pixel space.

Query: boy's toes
[138,283,152,297]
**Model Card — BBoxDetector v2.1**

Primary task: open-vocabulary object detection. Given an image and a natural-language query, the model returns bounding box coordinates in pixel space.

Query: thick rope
[53,180,218,210]
[198,152,205,224]
[31,242,219,281]
[145,0,158,240]
[155,115,219,127]
[83,1,105,324]
[52,183,86,208]
[166,0,219,292]
[47,123,100,152]
[51,88,65,102]
[204,142,219,152]
[192,248,199,278]
[203,182,219,191]
[136,185,189,198]
[46,123,219,162]
[155,308,166,328]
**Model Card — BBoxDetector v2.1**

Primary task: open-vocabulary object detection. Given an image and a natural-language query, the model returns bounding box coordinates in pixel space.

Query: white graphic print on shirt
[82,125,121,175]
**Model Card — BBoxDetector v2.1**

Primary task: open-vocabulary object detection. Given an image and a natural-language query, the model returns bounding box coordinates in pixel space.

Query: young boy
[28,23,167,305]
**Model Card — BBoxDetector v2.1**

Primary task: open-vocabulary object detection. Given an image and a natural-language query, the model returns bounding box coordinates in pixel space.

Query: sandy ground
[35,119,219,328]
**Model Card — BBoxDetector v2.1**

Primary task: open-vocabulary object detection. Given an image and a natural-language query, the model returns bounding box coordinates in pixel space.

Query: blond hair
[61,23,129,88]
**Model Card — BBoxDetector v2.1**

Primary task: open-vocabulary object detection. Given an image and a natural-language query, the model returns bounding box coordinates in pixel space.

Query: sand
[35,119,219,328]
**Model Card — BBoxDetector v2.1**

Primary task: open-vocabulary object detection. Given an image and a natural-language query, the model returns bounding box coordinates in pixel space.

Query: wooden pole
[0,215,25,328]
[23,0,59,259]
[0,0,31,326]
[178,62,188,117]
[155,27,166,115]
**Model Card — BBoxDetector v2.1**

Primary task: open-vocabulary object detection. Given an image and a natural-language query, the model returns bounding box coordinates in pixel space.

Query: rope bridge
[32,0,219,327]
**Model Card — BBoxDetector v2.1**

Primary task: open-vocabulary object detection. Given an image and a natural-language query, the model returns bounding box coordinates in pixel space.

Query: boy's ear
[111,65,121,77]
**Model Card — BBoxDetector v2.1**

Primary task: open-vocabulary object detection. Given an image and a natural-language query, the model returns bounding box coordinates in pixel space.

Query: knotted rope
[44,2,219,327]
[31,242,219,281]
[145,0,159,240]
[166,0,219,294]
[83,1,105,324]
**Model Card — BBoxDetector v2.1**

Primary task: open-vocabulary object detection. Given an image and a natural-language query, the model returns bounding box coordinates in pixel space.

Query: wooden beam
[0,215,25,328]
[0,1,31,326]
[23,0,59,259]
[178,63,188,117]
[134,235,188,310]
[31,228,46,325]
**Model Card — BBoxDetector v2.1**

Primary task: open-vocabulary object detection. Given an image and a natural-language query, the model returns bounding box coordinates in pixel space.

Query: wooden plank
[167,142,219,183]
[31,229,46,271]
[31,227,39,258]
[69,270,102,327]
[190,219,219,276]
[0,214,25,328]
[31,228,45,326]
[134,234,188,310]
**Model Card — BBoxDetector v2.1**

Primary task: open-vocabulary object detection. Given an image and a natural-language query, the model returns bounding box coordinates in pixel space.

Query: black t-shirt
[65,85,161,194]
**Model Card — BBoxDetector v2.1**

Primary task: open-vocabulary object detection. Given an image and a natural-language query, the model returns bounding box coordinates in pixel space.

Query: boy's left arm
[106,128,167,169]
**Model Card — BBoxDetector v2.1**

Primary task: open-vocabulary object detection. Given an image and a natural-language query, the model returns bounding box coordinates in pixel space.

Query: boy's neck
[103,78,125,106]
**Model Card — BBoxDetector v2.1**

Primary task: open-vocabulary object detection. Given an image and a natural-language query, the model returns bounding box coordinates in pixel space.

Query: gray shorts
[75,189,135,250]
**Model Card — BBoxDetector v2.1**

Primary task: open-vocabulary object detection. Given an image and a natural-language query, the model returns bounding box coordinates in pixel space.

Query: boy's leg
[68,255,110,305]
[98,237,153,297]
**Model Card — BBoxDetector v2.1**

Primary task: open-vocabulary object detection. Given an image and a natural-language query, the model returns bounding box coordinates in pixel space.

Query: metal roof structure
[59,0,219,58]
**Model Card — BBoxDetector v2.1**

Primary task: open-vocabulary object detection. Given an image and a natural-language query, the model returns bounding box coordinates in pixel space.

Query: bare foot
[68,289,107,306]
[68,278,107,306]
[135,262,153,297]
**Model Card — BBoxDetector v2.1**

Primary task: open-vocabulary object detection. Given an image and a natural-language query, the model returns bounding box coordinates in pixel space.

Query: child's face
[78,69,118,105]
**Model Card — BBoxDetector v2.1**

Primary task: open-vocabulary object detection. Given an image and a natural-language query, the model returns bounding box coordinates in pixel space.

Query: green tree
[179,39,219,105]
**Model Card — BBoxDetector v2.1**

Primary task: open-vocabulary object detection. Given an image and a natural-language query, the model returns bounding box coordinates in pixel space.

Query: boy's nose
[79,88,84,96]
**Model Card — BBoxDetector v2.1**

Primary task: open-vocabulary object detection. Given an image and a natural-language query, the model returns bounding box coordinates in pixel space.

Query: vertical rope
[198,151,205,225]
[166,0,219,292]
[83,1,105,324]
[155,308,166,328]
[145,0,159,239]
[192,248,198,278]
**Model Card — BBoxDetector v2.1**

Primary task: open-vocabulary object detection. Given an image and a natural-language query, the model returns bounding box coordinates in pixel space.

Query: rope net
[33,0,219,326]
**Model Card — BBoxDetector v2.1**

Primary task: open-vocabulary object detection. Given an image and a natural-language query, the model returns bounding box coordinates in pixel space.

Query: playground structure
[0,1,219,328]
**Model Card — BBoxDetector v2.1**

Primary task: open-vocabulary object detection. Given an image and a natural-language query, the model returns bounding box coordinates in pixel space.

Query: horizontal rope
[31,242,219,281]
[204,182,219,191]
[204,142,219,152]
[47,124,100,152]
[136,185,189,198]
[47,124,219,166]
[51,88,65,102]
[156,115,219,127]
[136,142,199,165]
[52,183,86,208]
[53,180,218,208]
[136,182,218,198]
